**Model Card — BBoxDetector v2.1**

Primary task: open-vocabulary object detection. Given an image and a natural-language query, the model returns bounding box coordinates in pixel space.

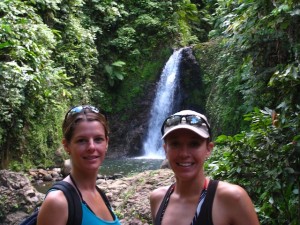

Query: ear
[106,136,109,148]
[62,139,70,154]
[206,141,214,158]
[163,143,168,159]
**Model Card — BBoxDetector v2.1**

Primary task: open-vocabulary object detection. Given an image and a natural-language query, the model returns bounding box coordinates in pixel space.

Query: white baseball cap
[161,110,211,140]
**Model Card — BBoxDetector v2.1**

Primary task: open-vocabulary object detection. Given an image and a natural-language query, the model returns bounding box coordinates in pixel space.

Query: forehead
[73,120,105,134]
[165,128,202,140]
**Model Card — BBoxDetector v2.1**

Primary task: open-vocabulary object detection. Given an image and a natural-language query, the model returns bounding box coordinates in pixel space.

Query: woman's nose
[178,145,189,157]
[87,140,96,151]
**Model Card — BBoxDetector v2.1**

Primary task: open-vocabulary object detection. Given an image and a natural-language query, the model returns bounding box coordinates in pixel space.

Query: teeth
[178,163,192,167]
[84,156,98,160]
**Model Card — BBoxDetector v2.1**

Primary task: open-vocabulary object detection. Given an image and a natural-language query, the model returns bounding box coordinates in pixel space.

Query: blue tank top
[81,203,121,225]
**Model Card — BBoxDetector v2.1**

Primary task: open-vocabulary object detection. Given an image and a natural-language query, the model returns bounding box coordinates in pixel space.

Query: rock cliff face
[0,169,175,225]
[107,47,203,158]
[0,170,44,225]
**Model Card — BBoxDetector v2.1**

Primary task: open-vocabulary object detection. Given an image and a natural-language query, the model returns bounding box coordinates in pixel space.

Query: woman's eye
[94,137,104,143]
[189,141,201,148]
[77,139,87,144]
[169,141,180,148]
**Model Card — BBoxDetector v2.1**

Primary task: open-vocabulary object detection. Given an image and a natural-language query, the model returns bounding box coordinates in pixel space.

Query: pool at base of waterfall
[100,157,164,176]
[33,157,165,193]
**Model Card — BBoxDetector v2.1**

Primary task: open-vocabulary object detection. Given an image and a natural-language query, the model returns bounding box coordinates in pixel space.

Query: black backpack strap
[154,183,175,225]
[50,181,82,225]
[195,180,219,225]
[19,208,39,225]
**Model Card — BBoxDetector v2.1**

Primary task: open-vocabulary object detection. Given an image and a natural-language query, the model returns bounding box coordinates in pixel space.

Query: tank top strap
[154,183,175,225]
[194,179,219,225]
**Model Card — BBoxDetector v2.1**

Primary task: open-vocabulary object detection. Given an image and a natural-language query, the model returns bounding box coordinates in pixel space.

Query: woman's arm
[214,182,260,225]
[150,189,161,222]
[37,190,68,225]
[149,187,169,223]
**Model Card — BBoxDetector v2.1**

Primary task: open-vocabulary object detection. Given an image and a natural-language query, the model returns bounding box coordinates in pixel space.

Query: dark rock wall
[180,47,206,113]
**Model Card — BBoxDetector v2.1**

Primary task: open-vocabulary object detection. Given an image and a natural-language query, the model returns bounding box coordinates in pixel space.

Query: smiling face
[63,120,108,173]
[163,129,213,181]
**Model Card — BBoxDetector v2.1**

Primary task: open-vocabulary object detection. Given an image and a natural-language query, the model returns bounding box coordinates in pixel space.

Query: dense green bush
[199,0,300,223]
[0,0,71,169]
[207,108,299,224]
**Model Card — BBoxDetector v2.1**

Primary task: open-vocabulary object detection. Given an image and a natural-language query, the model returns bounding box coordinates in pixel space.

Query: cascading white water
[142,48,184,158]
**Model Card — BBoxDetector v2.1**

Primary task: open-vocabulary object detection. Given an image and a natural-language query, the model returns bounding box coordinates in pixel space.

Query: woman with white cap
[150,110,259,225]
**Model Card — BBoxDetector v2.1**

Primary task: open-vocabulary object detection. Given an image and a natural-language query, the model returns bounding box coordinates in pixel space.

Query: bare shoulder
[42,189,68,208]
[150,186,170,201]
[213,181,260,225]
[149,185,171,222]
[216,180,249,200]
[37,190,68,225]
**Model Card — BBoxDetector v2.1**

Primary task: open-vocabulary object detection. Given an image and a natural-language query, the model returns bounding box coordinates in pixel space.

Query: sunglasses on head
[64,105,106,121]
[161,114,211,138]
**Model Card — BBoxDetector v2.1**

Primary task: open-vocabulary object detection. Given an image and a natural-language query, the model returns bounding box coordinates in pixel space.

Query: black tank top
[154,180,219,225]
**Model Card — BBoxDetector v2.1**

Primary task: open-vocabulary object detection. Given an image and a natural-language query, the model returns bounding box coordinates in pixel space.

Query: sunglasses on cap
[161,114,212,139]
[64,105,106,121]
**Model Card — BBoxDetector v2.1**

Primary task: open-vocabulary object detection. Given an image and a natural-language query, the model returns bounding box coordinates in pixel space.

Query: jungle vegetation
[0,0,299,223]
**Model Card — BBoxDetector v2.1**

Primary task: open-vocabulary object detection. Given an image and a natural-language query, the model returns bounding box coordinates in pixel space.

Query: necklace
[69,173,96,215]
[69,173,83,200]
[69,173,97,215]
[68,173,115,219]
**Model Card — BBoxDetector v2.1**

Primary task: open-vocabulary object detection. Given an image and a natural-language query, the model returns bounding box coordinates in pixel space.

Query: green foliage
[197,1,300,222]
[0,0,72,168]
[110,27,136,52]
[207,107,299,224]
[54,15,98,85]
[104,61,126,86]
[196,0,300,137]
[212,0,300,108]
[269,63,300,110]
[84,0,196,69]
[194,40,250,136]
[176,0,200,45]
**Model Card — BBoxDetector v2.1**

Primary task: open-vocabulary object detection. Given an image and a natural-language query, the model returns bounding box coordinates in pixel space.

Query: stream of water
[142,48,184,158]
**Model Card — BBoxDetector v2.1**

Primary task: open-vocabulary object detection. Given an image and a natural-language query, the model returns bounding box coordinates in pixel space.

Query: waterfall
[142,48,184,158]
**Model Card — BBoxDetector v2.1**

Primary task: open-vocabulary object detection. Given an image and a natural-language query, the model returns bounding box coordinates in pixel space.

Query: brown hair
[62,107,109,143]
